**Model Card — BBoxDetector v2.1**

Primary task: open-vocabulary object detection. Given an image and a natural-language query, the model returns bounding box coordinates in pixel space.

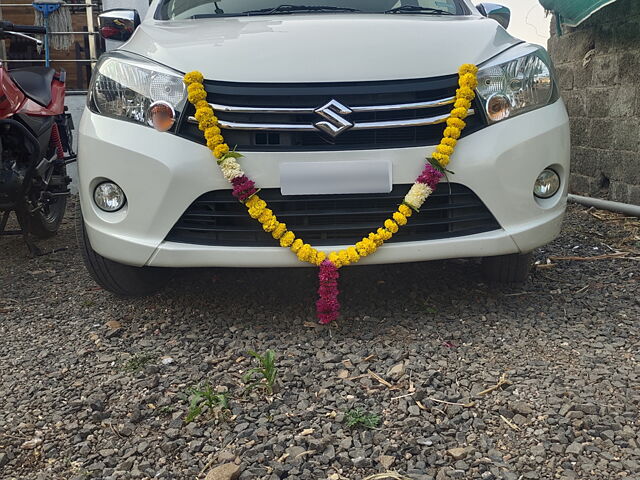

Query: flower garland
[183,65,478,324]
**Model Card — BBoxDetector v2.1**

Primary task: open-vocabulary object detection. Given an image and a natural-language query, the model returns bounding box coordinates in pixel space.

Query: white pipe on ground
[568,194,640,218]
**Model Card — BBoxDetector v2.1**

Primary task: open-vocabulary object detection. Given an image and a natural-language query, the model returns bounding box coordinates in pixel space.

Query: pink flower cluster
[231,175,257,202]
[316,260,340,324]
[416,163,444,190]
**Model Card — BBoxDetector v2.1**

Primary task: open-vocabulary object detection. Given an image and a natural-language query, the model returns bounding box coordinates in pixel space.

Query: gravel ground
[1,201,639,480]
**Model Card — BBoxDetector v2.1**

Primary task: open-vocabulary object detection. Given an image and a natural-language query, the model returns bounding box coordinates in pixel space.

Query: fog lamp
[147,101,175,131]
[94,182,126,212]
[486,94,512,122]
[534,169,560,199]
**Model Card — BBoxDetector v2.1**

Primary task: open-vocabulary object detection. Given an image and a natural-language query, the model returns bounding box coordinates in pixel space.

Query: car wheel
[481,252,532,284]
[75,202,170,296]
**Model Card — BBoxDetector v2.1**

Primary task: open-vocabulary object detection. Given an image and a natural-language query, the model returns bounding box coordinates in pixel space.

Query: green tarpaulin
[539,0,619,26]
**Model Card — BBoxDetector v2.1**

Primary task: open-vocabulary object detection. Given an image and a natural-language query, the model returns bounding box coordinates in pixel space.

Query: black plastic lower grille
[166,184,500,247]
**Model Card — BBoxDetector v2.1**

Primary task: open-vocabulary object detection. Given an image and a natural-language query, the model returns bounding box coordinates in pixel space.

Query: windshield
[156,0,469,20]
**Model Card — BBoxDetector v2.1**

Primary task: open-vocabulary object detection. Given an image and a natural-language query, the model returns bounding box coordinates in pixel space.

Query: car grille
[166,183,500,247]
[175,76,486,151]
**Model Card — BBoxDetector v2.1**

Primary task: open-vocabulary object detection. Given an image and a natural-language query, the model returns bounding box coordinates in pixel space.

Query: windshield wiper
[384,5,454,15]
[241,4,361,16]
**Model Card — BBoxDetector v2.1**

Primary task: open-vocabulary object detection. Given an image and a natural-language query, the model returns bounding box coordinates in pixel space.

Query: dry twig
[426,397,475,408]
[362,473,415,480]
[549,252,630,262]
[367,370,398,390]
[500,414,520,431]
[476,373,510,397]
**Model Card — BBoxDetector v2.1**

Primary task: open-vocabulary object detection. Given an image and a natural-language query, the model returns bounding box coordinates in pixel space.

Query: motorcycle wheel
[17,164,68,239]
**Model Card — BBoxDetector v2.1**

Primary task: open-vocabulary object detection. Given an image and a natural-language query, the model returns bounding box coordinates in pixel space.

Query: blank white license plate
[280,160,392,196]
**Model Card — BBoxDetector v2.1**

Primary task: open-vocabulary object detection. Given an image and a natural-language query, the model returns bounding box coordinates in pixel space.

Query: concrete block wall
[547,0,640,205]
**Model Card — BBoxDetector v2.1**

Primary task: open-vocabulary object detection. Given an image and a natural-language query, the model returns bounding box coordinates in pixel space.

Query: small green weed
[242,349,277,395]
[155,405,175,416]
[423,305,438,314]
[123,353,155,372]
[345,408,380,429]
[185,384,229,423]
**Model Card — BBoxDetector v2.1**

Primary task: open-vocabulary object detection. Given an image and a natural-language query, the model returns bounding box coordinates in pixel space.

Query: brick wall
[547,0,640,205]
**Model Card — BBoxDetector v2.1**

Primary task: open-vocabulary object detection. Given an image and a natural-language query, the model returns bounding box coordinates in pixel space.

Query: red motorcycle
[0,20,74,252]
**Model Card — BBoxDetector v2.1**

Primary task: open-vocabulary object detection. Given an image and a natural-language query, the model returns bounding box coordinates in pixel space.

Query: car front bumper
[77,99,570,268]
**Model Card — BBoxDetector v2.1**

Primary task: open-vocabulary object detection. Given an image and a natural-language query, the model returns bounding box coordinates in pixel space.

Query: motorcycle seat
[9,67,56,107]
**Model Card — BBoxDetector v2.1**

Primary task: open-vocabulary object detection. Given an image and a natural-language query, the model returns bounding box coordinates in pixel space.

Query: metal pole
[0,7,6,62]
[568,194,640,218]
[44,15,50,67]
[85,0,97,69]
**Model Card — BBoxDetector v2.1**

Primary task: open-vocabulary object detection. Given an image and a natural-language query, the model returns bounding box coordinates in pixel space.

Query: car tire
[75,202,170,297]
[481,252,533,284]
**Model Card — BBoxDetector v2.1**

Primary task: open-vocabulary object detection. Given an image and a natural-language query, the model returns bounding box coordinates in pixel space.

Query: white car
[77,0,569,296]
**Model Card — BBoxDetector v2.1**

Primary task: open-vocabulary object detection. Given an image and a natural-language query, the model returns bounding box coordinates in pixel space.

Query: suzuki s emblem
[314,99,353,137]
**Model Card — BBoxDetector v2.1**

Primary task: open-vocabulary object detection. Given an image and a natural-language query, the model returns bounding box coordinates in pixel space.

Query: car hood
[123,14,521,83]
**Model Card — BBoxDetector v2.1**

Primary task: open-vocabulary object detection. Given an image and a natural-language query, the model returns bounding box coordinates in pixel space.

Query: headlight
[88,51,186,129]
[476,44,557,124]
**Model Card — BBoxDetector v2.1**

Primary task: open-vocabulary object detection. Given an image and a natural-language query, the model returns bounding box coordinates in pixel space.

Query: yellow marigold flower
[398,204,413,217]
[450,107,468,119]
[456,87,475,101]
[194,108,212,123]
[207,135,224,149]
[369,232,383,247]
[272,223,287,239]
[196,100,210,110]
[188,88,207,104]
[459,64,478,76]
[258,208,273,224]
[198,115,218,131]
[290,238,303,253]
[338,250,350,266]
[436,144,454,156]
[213,143,230,159]
[328,251,340,266]
[432,151,450,166]
[248,206,261,219]
[297,244,312,262]
[460,73,478,90]
[447,117,466,130]
[441,138,457,148]
[377,227,393,241]
[245,195,260,208]
[188,83,205,94]
[262,217,278,233]
[315,251,327,266]
[306,248,317,265]
[204,126,222,140]
[347,247,360,263]
[393,211,407,226]
[454,98,472,110]
[384,219,399,234]
[363,237,377,253]
[280,231,295,247]
[184,71,204,85]
[443,126,461,140]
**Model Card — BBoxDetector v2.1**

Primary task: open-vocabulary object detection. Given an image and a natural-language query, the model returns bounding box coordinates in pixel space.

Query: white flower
[219,158,244,182]
[404,182,432,210]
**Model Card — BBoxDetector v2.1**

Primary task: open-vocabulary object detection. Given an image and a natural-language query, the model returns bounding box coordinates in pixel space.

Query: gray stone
[205,464,240,480]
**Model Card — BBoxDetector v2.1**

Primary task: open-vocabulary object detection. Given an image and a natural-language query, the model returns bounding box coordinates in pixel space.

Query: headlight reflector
[476,45,555,124]
[89,51,186,128]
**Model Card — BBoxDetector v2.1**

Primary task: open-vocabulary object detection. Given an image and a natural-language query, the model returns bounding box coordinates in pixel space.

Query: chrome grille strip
[188,109,474,131]
[205,96,456,115]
